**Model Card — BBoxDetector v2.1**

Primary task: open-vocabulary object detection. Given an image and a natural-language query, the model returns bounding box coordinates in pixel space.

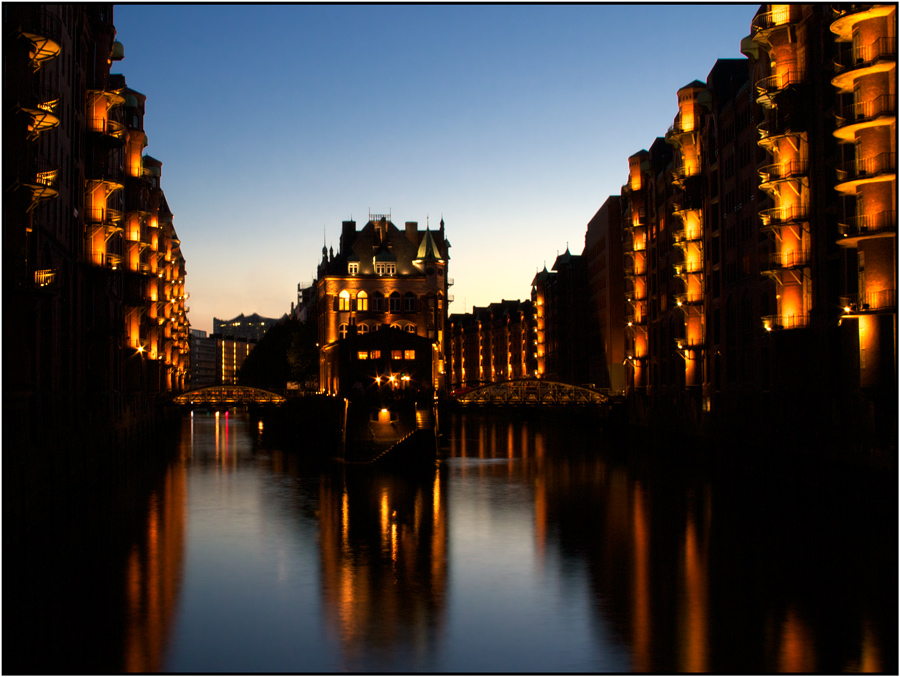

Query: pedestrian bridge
[452,379,609,407]
[171,385,286,406]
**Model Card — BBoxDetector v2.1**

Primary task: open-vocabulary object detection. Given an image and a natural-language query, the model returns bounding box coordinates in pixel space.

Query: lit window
[358,323,369,334]
[338,290,350,311]
[375,262,385,275]
[390,323,402,330]
[348,262,358,275]
[390,292,401,313]
[387,263,395,275]
[358,351,368,360]
[339,323,349,339]
[405,324,416,334]
[357,291,368,311]
[370,350,381,359]
[404,349,416,360]
[392,350,403,360]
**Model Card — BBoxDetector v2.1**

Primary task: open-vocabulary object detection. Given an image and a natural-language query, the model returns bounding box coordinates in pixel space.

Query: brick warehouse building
[448,3,895,451]
[4,7,189,460]
[315,214,452,394]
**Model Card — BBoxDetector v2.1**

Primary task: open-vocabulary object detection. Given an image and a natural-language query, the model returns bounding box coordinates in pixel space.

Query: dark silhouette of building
[213,312,281,342]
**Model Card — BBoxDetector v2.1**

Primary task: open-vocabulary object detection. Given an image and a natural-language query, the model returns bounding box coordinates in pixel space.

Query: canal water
[5,411,896,673]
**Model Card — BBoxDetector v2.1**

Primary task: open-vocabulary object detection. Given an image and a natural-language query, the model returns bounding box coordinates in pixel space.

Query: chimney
[406,221,418,244]
[340,220,355,254]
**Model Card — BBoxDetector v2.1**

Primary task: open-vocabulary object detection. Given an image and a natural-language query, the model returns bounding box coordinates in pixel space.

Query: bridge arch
[171,385,286,406]
[452,379,608,407]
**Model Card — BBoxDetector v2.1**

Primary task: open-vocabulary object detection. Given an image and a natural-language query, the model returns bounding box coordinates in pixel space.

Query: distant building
[447,300,537,389]
[315,213,452,395]
[216,337,254,385]
[213,313,280,342]
[189,329,216,388]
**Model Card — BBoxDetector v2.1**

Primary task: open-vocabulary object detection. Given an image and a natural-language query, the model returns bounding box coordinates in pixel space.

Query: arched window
[338,290,350,311]
[390,323,402,331]
[357,290,368,311]
[390,291,401,313]
[358,323,369,334]
[405,324,416,334]
[372,291,384,312]
[404,292,416,312]
[339,323,349,339]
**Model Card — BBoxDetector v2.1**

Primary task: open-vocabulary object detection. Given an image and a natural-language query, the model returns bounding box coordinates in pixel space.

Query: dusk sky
[112,4,757,334]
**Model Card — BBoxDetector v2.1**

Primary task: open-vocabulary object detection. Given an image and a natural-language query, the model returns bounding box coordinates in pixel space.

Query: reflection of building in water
[122,461,188,672]
[317,467,448,669]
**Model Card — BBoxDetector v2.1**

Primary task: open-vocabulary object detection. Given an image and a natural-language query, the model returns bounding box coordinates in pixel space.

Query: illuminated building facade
[447,300,537,389]
[4,4,188,409]
[316,214,452,394]
[216,337,253,385]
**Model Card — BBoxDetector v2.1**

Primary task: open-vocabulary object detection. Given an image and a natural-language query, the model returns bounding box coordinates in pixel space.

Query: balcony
[21,83,61,140]
[672,228,702,247]
[674,336,705,355]
[88,116,127,145]
[34,268,58,292]
[762,249,810,272]
[831,5,897,42]
[837,210,896,245]
[665,117,696,147]
[674,292,703,306]
[26,156,59,209]
[673,260,703,277]
[762,313,809,331]
[834,94,897,142]
[759,204,809,230]
[835,151,897,193]
[751,5,803,39]
[15,6,62,71]
[832,36,897,92]
[756,70,806,109]
[839,289,897,314]
[758,159,808,192]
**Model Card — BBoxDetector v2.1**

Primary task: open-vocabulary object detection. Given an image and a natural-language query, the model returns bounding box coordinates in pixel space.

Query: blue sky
[112,3,757,333]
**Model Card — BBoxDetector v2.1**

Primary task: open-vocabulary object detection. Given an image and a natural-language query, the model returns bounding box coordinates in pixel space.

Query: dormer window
[348,262,359,275]
[375,262,396,276]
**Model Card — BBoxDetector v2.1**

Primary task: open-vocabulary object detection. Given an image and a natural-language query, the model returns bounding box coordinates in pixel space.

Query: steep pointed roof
[415,228,444,262]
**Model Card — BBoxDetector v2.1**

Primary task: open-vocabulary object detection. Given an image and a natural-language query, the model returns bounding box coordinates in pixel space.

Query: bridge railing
[171,385,287,406]
[453,379,609,407]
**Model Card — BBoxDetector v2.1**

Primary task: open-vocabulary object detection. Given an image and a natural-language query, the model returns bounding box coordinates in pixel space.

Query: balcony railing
[834,36,897,74]
[837,210,896,239]
[835,152,897,183]
[839,289,897,313]
[673,336,705,351]
[763,249,810,270]
[88,117,126,142]
[756,70,806,105]
[759,204,809,228]
[34,268,58,289]
[835,94,896,130]
[674,292,703,306]
[762,313,809,331]
[759,159,809,184]
[751,5,803,34]
[673,261,703,276]
[672,229,702,245]
[86,206,123,223]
